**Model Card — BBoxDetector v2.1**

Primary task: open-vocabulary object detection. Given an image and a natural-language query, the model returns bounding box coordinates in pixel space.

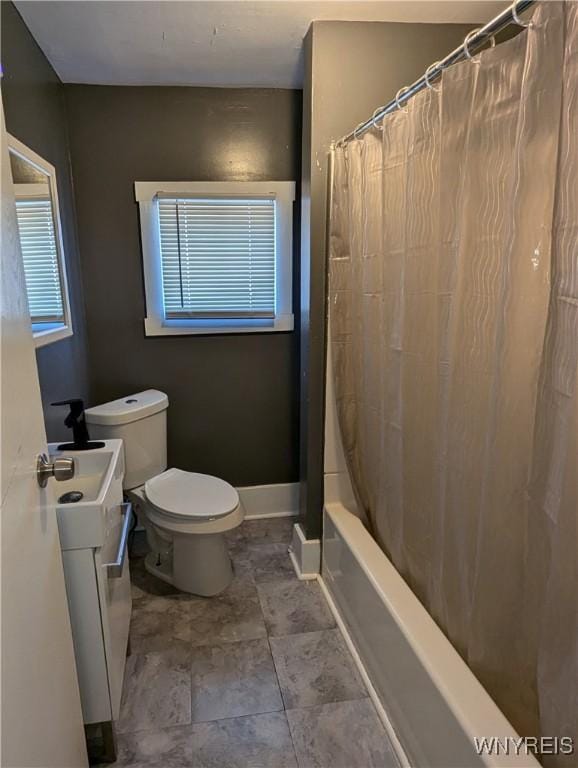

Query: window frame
[135,181,295,336]
[8,134,73,348]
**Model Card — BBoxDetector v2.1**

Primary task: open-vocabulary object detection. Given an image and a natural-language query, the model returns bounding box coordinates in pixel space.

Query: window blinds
[158,197,276,319]
[15,198,64,323]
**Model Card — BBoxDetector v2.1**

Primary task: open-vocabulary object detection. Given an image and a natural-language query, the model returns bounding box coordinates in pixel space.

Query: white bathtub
[321,501,540,768]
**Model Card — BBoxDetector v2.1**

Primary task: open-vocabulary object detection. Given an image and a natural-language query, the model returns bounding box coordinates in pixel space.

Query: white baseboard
[317,575,409,768]
[289,549,318,580]
[288,522,320,578]
[236,482,299,520]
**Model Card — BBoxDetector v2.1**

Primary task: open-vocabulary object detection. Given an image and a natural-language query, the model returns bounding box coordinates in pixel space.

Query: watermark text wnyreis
[474,736,574,758]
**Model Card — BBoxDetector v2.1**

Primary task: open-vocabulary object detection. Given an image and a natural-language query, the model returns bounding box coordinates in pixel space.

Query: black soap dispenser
[53,399,105,451]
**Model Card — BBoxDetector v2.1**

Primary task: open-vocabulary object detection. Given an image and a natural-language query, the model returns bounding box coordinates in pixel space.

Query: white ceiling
[15,1,507,88]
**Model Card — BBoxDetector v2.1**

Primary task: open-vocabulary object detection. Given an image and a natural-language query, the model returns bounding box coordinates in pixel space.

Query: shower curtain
[329,1,577,760]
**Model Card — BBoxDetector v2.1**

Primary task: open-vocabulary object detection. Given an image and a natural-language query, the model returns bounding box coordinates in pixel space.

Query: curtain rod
[336,0,536,146]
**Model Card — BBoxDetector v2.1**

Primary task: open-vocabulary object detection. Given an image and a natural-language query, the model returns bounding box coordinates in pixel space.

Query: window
[136,182,295,335]
[15,197,64,323]
[8,134,72,347]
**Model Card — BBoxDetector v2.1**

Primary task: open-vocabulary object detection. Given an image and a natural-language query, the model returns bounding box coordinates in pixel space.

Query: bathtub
[320,501,541,768]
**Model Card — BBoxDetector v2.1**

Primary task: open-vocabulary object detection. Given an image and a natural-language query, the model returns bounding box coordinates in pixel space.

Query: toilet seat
[145,468,239,521]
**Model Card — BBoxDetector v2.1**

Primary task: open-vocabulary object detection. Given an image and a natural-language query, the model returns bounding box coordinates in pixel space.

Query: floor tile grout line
[189,703,286,728]
[258,546,301,768]
[259,583,288,712]
[266,635,288,712]
[285,718,302,768]
[265,631,302,768]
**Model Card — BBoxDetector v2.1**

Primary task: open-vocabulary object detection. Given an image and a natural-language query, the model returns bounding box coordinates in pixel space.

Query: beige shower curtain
[329,1,577,759]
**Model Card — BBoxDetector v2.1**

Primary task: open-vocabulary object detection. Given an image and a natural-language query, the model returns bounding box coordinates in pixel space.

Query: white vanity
[49,439,132,759]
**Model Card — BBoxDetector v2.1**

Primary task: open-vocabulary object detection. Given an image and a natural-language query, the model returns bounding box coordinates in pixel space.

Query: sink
[48,439,125,550]
[52,450,113,502]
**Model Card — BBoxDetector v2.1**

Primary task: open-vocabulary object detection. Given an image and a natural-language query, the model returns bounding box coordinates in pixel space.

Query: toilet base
[143,551,173,585]
[127,484,242,597]
[174,531,233,596]
[143,532,233,597]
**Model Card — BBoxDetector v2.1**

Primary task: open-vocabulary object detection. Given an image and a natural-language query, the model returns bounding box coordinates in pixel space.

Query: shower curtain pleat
[533,0,578,751]
[328,1,577,759]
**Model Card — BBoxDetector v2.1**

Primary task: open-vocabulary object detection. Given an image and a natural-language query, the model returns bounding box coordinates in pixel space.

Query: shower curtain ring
[512,0,533,28]
[395,87,410,113]
[464,28,495,63]
[424,61,442,92]
[353,121,365,140]
[371,106,385,130]
[463,28,482,62]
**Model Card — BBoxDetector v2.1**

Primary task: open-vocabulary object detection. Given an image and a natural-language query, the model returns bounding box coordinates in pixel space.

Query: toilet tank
[85,390,169,490]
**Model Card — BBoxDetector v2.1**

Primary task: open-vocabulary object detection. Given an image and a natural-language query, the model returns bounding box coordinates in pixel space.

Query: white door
[0,99,87,766]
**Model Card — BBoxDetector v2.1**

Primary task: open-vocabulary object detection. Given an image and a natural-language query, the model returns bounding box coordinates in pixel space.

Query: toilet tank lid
[85,389,168,426]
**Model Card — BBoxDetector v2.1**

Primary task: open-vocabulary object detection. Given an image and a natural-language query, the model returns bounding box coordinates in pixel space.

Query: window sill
[144,315,294,336]
[33,323,73,348]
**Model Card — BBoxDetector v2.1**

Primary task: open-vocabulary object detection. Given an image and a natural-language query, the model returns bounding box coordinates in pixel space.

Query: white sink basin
[48,440,125,550]
[51,450,114,503]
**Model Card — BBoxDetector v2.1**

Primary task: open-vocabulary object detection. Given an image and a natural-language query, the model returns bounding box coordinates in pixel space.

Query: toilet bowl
[85,390,244,596]
[129,469,244,596]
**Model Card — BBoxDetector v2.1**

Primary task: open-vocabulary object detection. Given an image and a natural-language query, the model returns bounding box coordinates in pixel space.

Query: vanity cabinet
[51,440,132,755]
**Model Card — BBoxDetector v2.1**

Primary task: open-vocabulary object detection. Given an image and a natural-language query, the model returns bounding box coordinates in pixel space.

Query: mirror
[8,135,72,347]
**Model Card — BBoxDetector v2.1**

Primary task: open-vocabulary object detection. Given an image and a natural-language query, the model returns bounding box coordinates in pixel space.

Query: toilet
[85,389,244,596]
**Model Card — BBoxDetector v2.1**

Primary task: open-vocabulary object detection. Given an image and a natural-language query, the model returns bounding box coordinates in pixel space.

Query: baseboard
[236,482,299,520]
[317,575,409,768]
[289,549,318,580]
[288,522,320,579]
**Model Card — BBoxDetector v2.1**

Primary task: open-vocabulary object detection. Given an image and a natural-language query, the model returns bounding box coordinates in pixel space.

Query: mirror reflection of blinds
[15,198,64,323]
[158,198,276,319]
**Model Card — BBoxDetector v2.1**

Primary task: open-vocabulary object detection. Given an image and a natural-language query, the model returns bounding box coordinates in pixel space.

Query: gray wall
[1,1,91,441]
[64,86,301,487]
[299,21,475,537]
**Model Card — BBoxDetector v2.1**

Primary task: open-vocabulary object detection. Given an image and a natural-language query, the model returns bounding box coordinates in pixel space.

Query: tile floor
[109,517,399,767]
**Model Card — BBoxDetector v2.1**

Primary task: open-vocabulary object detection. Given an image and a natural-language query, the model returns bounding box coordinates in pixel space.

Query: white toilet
[85,389,244,596]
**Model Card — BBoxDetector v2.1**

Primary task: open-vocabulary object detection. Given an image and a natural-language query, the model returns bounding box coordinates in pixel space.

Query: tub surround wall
[1,1,91,441]
[324,329,356,513]
[64,85,301,487]
[300,20,475,538]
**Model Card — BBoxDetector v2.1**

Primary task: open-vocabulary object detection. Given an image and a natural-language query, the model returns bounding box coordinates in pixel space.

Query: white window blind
[15,198,64,323]
[158,197,276,319]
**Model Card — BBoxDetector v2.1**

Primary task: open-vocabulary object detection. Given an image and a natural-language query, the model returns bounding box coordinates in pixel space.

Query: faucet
[52,398,91,449]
